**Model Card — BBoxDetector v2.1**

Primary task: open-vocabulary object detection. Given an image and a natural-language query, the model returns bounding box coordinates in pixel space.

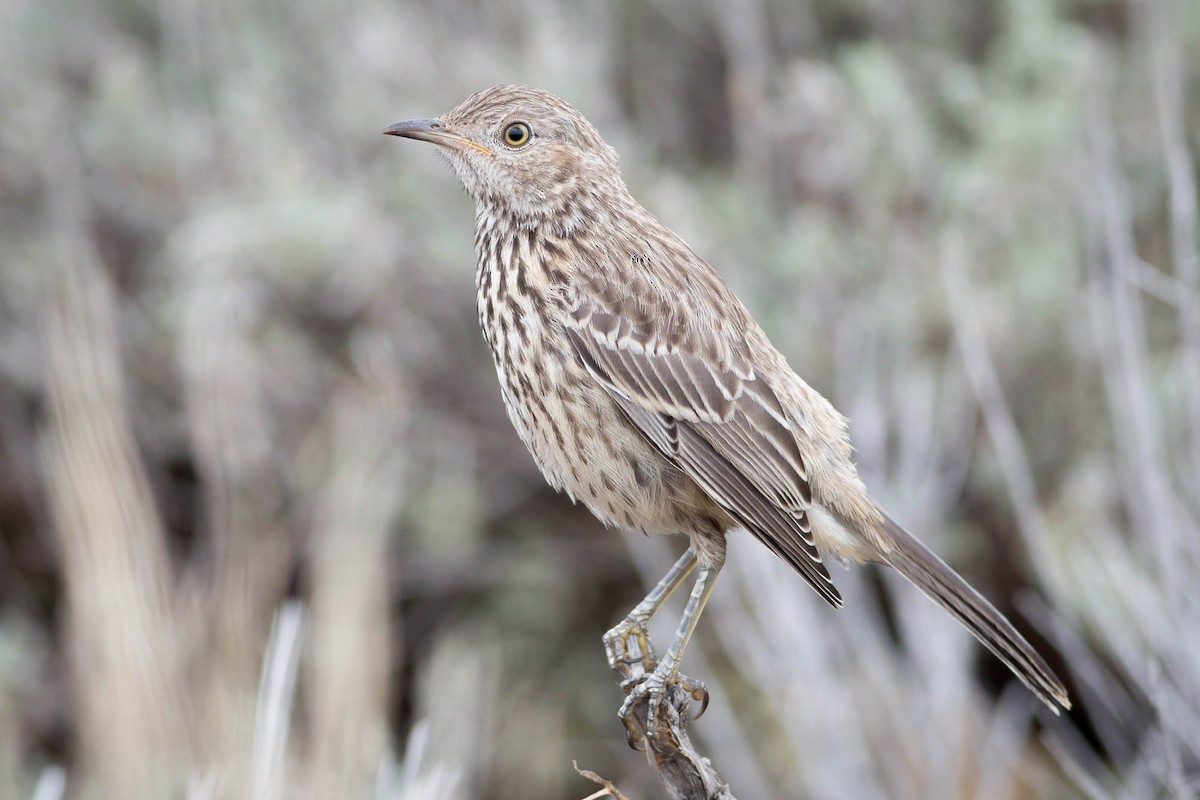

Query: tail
[876,511,1071,713]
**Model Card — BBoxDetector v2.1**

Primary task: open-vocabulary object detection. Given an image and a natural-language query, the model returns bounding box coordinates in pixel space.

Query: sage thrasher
[384,85,1070,739]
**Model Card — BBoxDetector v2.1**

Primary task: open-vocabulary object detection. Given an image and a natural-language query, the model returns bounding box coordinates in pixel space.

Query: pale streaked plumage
[384,85,1070,732]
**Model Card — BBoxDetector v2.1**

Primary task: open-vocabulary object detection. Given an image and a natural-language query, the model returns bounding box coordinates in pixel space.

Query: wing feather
[567,291,841,607]
[605,390,841,606]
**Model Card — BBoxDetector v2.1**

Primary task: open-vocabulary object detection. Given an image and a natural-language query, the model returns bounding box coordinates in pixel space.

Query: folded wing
[566,291,842,607]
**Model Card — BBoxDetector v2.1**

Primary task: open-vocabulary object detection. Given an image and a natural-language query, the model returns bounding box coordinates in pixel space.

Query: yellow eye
[503,122,532,147]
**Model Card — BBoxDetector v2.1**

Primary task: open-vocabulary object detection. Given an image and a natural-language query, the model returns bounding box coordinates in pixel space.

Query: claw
[617,678,645,725]
[621,712,646,751]
[672,672,708,720]
[616,663,708,742]
[603,616,658,676]
[691,683,710,720]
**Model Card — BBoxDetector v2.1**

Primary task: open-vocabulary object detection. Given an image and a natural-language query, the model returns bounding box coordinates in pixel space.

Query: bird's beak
[382,118,493,156]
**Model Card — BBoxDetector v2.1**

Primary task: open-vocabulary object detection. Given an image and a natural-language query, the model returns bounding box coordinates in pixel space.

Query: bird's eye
[503,122,532,148]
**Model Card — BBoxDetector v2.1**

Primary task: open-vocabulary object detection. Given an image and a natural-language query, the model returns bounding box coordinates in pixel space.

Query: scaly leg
[603,549,698,675]
[618,562,719,741]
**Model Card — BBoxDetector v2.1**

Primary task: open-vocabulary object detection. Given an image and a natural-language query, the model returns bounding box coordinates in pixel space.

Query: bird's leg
[603,549,698,677]
[618,563,719,743]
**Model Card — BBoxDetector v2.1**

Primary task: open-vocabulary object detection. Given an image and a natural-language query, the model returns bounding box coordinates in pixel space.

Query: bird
[383,84,1070,738]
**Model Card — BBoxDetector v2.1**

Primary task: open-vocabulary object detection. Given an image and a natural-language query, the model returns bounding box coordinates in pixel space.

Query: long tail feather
[877,511,1071,712]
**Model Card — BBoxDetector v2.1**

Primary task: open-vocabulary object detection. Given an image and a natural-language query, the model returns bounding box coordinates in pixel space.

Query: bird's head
[384,85,624,223]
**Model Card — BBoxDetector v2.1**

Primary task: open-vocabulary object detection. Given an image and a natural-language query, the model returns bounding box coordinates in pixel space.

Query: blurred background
[1,0,1198,798]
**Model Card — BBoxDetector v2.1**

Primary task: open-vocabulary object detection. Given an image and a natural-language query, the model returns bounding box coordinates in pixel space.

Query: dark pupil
[506,125,527,144]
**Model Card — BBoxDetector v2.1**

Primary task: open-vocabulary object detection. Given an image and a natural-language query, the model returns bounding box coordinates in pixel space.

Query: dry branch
[41,243,184,798]
[305,376,408,794]
[181,262,294,777]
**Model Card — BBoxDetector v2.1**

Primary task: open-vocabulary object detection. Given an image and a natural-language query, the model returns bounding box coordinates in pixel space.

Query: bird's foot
[617,663,709,749]
[603,616,657,677]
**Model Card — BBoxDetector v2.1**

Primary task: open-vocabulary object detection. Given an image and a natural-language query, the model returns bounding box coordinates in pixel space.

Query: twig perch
[606,633,737,800]
[574,762,630,800]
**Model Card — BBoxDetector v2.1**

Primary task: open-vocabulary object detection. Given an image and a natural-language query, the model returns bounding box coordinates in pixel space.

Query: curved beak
[382,118,493,156]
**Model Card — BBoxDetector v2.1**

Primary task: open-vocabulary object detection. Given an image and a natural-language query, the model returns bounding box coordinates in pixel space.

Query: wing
[565,285,842,607]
